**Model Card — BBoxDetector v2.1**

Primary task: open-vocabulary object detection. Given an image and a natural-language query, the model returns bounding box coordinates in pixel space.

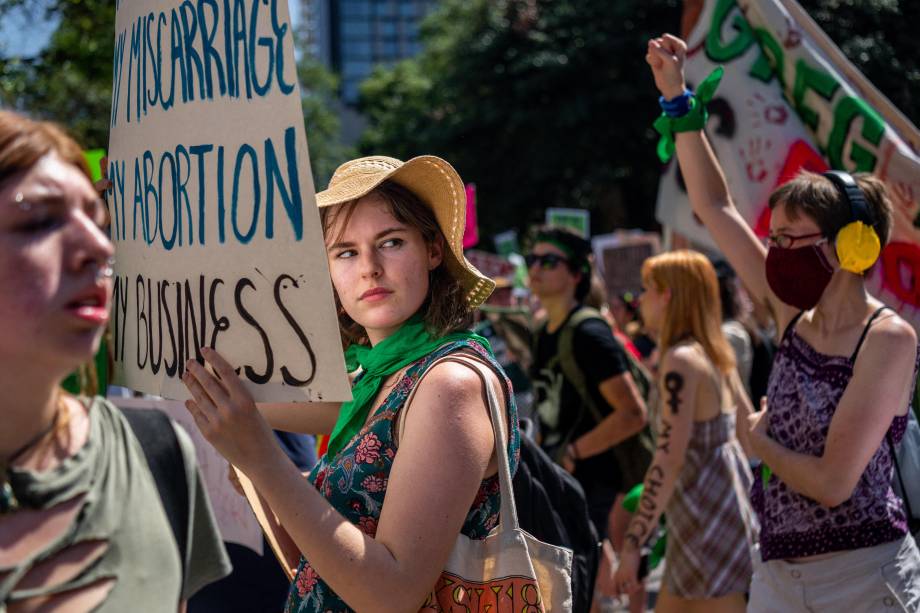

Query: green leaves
[359,0,682,237]
[358,0,918,240]
[0,0,115,147]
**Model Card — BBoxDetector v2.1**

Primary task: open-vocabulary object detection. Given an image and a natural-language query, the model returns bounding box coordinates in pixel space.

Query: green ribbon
[654,66,725,163]
[326,314,493,459]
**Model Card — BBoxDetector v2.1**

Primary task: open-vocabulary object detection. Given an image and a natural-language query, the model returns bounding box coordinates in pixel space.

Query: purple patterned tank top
[751,310,918,561]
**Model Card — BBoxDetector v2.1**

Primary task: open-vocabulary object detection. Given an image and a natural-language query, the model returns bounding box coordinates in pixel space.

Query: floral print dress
[285,340,521,613]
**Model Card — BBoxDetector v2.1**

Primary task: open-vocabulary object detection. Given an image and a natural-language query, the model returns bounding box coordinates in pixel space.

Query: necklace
[0,396,64,514]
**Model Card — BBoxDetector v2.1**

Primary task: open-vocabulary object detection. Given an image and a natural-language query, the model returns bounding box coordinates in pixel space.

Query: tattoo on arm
[626,464,667,546]
[657,419,672,454]
[663,371,684,415]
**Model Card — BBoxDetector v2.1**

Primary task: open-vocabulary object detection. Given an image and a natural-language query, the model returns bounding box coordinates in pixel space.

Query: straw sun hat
[316,155,495,308]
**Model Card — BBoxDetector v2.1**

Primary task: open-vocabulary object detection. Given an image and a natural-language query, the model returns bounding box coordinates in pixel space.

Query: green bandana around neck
[326,314,494,459]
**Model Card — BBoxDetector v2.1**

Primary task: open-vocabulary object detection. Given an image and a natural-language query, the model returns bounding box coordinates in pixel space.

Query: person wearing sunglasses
[527,225,651,612]
[648,33,919,612]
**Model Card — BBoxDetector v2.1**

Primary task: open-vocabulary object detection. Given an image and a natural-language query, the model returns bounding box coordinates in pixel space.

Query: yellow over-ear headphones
[823,171,881,274]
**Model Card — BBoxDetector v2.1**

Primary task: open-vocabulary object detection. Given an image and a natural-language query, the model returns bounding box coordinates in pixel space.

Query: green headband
[534,235,590,273]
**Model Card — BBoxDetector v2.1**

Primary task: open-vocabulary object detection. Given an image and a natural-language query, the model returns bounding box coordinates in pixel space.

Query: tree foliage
[359,0,919,241]
[799,0,919,126]
[360,0,682,238]
[296,37,356,187]
[0,0,116,148]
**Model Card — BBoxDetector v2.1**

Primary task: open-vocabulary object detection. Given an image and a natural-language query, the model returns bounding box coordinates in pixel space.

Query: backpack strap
[849,306,890,363]
[557,306,607,425]
[122,408,189,579]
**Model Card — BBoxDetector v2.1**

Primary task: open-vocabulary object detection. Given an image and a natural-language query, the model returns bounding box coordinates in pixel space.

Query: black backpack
[513,432,599,613]
[122,408,189,577]
[551,306,655,489]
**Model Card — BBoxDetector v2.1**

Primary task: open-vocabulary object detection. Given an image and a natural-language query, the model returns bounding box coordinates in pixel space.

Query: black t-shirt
[532,307,630,492]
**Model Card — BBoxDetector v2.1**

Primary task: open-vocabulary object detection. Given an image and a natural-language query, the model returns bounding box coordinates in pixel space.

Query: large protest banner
[657,0,920,331]
[106,0,351,402]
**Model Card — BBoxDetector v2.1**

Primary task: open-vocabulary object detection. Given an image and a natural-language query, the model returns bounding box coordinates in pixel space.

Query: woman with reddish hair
[0,110,229,611]
[613,249,756,612]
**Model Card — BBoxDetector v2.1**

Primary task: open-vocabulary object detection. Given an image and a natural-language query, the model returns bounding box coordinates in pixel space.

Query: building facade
[302,0,439,105]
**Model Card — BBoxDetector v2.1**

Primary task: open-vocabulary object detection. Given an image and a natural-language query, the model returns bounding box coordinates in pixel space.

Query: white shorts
[748,535,920,612]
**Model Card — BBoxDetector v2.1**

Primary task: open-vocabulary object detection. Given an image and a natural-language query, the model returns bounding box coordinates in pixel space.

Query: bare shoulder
[660,343,708,379]
[401,358,497,454]
[416,359,500,401]
[864,309,918,359]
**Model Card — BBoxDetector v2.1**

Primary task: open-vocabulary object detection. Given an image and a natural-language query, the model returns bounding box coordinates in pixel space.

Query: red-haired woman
[613,250,756,613]
[0,110,229,611]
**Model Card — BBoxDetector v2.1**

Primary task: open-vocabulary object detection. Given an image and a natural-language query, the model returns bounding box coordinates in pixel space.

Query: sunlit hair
[769,170,893,248]
[0,110,92,187]
[320,180,473,346]
[641,250,735,374]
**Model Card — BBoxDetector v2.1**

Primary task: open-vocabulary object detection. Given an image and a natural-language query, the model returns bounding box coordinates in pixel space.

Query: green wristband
[653,66,725,163]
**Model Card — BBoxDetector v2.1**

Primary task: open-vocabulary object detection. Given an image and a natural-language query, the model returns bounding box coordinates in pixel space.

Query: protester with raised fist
[646,33,919,612]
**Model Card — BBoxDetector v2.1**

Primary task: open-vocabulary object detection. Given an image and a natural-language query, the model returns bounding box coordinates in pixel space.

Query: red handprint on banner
[740,137,773,183]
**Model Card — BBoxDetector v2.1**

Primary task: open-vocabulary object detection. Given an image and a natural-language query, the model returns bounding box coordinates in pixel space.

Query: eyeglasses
[766,232,825,249]
[525,253,569,270]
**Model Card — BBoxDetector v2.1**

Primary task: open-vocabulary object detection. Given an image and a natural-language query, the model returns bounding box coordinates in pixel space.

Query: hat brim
[316,156,495,308]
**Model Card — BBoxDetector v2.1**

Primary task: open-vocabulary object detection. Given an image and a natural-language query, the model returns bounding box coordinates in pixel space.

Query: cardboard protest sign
[106,0,351,401]
[546,207,590,238]
[592,232,660,301]
[658,0,920,330]
[656,0,818,251]
[741,0,920,329]
[493,229,520,257]
[464,249,516,280]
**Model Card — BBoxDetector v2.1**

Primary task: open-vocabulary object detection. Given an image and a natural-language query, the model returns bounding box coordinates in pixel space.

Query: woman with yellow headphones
[633,33,920,613]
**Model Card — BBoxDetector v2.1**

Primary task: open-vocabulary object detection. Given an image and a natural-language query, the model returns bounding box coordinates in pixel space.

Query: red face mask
[765,242,834,310]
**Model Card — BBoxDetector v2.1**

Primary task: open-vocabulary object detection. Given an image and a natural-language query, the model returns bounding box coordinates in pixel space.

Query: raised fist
[646,34,688,100]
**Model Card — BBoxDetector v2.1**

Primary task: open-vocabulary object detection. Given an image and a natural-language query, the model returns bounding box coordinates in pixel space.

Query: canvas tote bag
[236,353,574,610]
[415,355,573,612]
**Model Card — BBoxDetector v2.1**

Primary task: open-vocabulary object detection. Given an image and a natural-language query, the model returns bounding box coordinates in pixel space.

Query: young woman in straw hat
[180,155,521,612]
[0,110,230,611]
[612,250,756,613]
[647,33,919,611]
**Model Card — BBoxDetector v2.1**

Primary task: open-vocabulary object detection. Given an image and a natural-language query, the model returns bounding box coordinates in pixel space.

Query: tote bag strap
[401,353,520,533]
